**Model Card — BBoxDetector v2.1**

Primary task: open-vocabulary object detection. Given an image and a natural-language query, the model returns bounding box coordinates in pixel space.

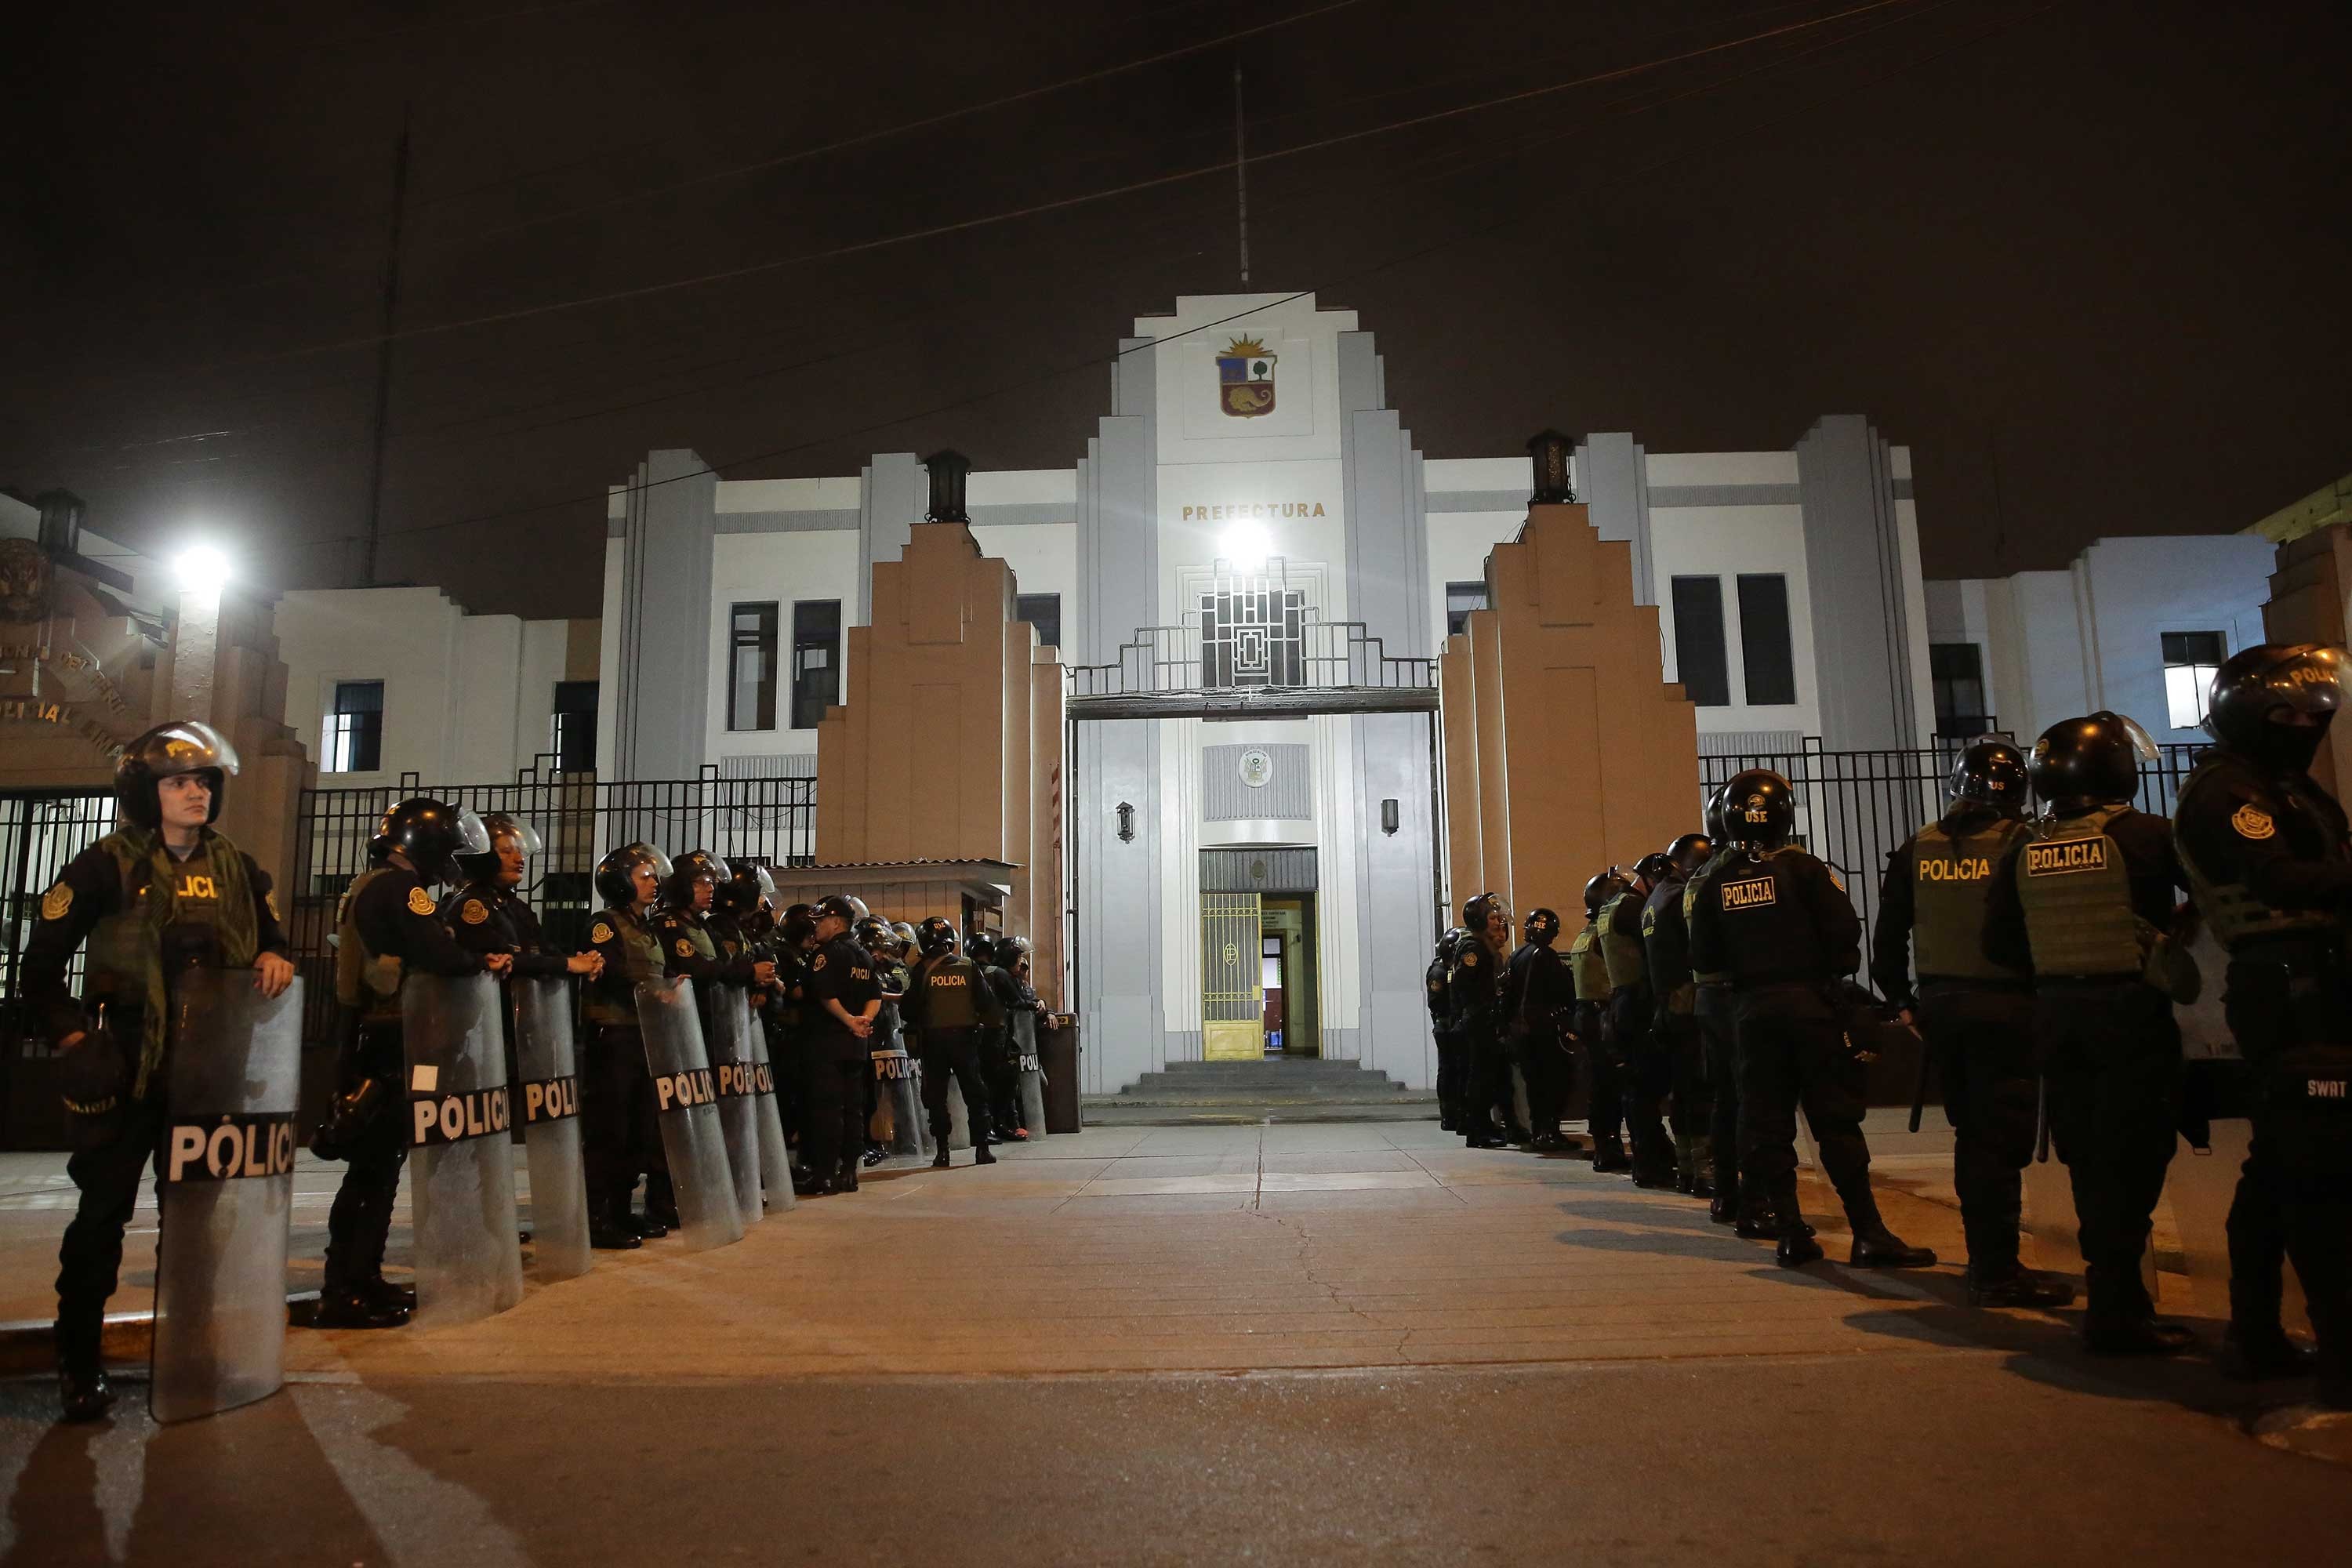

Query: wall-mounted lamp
[1381,797,1399,836]
[1116,801,1136,843]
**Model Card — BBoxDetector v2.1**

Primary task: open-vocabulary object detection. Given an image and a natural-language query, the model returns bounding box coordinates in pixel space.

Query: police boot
[2082,1315,2198,1356]
[975,1137,997,1166]
[1590,1134,1632,1174]
[645,1174,682,1231]
[1840,1185,1937,1268]
[590,1198,644,1250]
[626,1199,670,1240]
[1709,1190,1737,1225]
[362,1276,419,1312]
[837,1163,859,1193]
[54,1322,115,1424]
[2220,1325,2317,1381]
[313,1287,410,1330]
[931,1145,952,1169]
[1776,1225,1826,1269]
[1966,1265,2074,1309]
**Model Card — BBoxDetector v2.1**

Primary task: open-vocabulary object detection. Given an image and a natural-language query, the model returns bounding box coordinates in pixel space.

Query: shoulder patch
[812,953,827,971]
[407,885,437,916]
[675,938,694,957]
[2232,803,2277,841]
[590,920,614,946]
[461,898,489,925]
[1461,949,1478,968]
[41,883,71,921]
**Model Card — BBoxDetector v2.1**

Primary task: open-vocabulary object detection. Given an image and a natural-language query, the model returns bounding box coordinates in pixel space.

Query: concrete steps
[1088,1059,1433,1116]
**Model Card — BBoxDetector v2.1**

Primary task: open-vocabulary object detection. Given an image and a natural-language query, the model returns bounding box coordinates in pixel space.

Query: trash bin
[1040,1016,1081,1134]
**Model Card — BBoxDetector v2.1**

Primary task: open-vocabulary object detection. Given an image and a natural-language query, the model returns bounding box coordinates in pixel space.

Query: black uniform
[1567,918,1625,1163]
[444,880,574,981]
[1601,885,1673,1181]
[980,960,1023,1139]
[1686,851,1747,1217]
[907,952,996,1147]
[25,830,288,1367]
[1875,804,2038,1283]
[1450,936,1513,1145]
[1643,875,1711,1190]
[1689,848,1877,1235]
[332,862,487,1292]
[582,905,667,1218]
[765,942,814,1156]
[1502,939,1574,1141]
[1425,956,1464,1131]
[2175,747,2352,1390]
[803,934,882,1181]
[1984,805,2187,1330]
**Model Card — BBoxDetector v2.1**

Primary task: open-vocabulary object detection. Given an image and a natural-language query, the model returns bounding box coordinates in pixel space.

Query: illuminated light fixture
[173,543,230,596]
[1219,521,1272,573]
[1381,798,1399,836]
[1116,801,1136,843]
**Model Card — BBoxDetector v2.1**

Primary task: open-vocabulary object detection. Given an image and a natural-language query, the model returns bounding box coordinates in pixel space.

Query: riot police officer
[24,720,295,1421]
[444,814,602,989]
[1503,909,1576,1150]
[1450,892,1519,1149]
[1644,832,1715,1196]
[1571,873,1633,1172]
[858,915,909,1163]
[1602,853,1676,1186]
[1688,788,1752,1225]
[906,917,998,1167]
[1426,930,1467,1131]
[2175,644,2352,1400]
[319,798,508,1322]
[975,934,1027,1142]
[1690,769,1935,1269]
[653,850,776,1208]
[582,843,673,1245]
[803,894,883,1192]
[1875,740,2072,1308]
[1985,713,2195,1353]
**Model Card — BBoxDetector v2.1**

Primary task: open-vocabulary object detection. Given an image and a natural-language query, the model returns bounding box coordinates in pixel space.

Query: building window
[1446,581,1487,637]
[2163,630,2227,730]
[1929,643,1990,736]
[728,603,779,731]
[790,600,842,730]
[1669,576,1730,707]
[321,681,383,773]
[1736,574,1798,706]
[1200,585,1306,688]
[551,680,597,773]
[1016,593,1062,651]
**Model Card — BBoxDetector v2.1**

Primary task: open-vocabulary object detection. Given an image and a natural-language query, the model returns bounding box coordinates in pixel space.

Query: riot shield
[747,1025,797,1212]
[1013,1011,1047,1142]
[706,986,766,1227]
[2020,1145,2085,1279]
[403,972,526,1328]
[633,978,746,1250]
[512,976,591,1283]
[871,1040,925,1157]
[150,967,303,1423]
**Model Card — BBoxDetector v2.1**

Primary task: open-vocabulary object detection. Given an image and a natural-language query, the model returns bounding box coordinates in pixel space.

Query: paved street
[3,1117,2347,1565]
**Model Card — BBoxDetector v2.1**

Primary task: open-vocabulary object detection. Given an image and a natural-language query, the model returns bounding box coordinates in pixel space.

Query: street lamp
[173,543,230,597]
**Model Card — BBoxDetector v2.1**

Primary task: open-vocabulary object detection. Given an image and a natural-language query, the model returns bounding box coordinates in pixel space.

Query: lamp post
[170,543,230,724]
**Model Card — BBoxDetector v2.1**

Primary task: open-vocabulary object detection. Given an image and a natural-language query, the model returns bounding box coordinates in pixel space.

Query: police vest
[663,912,717,967]
[1712,848,1837,988]
[2016,805,2146,979]
[1911,817,2030,982]
[1568,924,1611,1001]
[583,908,664,1024]
[1643,884,1695,1014]
[1684,858,1732,985]
[334,867,404,1022]
[2174,757,2347,952]
[1598,891,1647,992]
[917,957,983,1029]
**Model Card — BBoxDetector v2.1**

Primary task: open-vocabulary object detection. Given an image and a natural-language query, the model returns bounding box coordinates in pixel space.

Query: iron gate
[0,789,122,1144]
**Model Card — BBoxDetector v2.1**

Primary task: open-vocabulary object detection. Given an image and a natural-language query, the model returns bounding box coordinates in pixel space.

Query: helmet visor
[486,815,543,857]
[452,809,492,856]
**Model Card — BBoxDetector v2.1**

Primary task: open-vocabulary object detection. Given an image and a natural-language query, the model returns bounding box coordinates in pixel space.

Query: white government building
[270,291,2285,1094]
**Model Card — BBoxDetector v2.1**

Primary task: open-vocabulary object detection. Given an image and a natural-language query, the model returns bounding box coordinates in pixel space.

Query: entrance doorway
[1259,895,1317,1057]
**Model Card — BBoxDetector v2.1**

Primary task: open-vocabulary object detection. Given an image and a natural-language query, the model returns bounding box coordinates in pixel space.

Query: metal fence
[1066,614,1436,701]
[289,764,816,1046]
[1695,740,2209,994]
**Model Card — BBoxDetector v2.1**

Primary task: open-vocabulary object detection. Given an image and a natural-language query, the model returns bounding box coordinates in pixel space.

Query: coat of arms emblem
[1216,336,1276,419]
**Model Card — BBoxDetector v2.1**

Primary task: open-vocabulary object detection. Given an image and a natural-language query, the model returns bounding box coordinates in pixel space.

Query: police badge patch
[407,885,436,916]
[2232,803,2277,840]
[461,899,489,925]
[1216,336,1276,419]
[42,883,71,920]
[590,920,613,946]
[675,939,693,957]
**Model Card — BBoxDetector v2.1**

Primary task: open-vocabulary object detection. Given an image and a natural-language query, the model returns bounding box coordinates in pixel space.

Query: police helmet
[854,915,898,956]
[1523,907,1562,946]
[1583,871,1629,917]
[1436,927,1468,964]
[967,931,1002,966]
[814,893,869,928]
[2029,711,2155,812]
[780,902,818,947]
[1947,738,2029,817]
[916,916,959,957]
[657,848,724,909]
[115,719,239,829]
[1631,851,1675,886]
[1664,833,1713,875]
[2204,643,2352,773]
[378,797,488,887]
[458,811,540,884]
[1703,784,1731,844]
[1722,769,1798,848]
[1461,891,1511,940]
[716,859,765,916]
[892,920,920,955]
[593,842,673,908]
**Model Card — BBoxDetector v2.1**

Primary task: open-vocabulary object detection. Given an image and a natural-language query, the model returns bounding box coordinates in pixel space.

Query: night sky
[6,0,2347,622]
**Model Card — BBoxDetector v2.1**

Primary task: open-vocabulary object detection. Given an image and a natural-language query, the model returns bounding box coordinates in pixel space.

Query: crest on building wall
[1216,337,1276,419]
[0,539,53,622]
